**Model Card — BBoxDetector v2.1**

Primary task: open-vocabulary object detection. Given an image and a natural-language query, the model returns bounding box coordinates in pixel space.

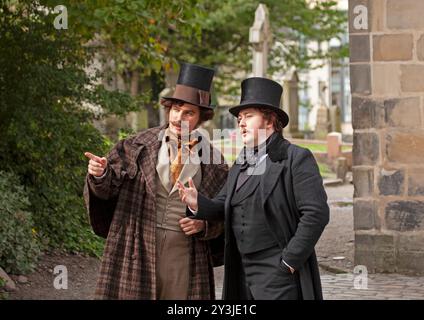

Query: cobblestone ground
[321,271,424,300]
[214,268,424,300]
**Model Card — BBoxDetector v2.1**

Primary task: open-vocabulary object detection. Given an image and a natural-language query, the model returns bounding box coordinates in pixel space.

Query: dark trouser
[240,245,301,300]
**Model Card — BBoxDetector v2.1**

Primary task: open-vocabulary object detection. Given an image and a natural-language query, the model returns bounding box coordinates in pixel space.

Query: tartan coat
[83,125,228,299]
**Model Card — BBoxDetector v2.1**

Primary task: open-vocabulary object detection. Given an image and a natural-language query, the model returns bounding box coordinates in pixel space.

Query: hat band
[173,84,210,106]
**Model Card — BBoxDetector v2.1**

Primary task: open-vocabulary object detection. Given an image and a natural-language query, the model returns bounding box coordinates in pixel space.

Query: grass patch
[318,162,335,179]
[298,143,352,153]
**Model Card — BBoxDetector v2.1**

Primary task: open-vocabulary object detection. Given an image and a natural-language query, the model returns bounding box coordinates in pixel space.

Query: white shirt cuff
[92,170,107,180]
[188,206,198,214]
[282,259,294,270]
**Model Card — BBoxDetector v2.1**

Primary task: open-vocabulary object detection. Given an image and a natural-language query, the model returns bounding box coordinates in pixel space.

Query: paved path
[321,271,424,300]
[214,270,424,300]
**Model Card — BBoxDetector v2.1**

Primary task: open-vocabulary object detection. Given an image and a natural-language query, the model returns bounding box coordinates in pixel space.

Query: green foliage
[48,0,347,98]
[0,171,41,274]
[43,0,204,78]
[0,2,138,257]
[0,277,7,300]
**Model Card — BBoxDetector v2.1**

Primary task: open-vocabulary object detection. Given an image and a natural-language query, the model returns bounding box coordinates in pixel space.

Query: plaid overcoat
[83,125,228,299]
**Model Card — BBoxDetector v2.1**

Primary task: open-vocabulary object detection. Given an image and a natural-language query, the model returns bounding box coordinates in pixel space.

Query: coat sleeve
[190,180,227,222]
[190,154,228,239]
[85,140,127,201]
[83,139,129,238]
[281,148,330,270]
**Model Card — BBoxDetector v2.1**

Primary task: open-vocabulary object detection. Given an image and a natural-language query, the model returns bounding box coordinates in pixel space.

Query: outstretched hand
[84,152,107,177]
[177,177,198,211]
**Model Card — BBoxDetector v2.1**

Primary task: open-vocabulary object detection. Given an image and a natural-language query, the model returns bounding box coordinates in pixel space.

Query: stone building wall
[349,0,424,274]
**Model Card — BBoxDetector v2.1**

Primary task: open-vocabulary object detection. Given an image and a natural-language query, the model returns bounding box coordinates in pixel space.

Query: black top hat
[229,77,289,128]
[161,62,215,109]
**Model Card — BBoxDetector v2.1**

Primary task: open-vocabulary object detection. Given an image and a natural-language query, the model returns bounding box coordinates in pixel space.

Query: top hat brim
[160,96,214,109]
[229,102,289,128]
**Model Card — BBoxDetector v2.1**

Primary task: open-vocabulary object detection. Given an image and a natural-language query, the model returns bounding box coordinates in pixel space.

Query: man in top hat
[178,77,330,300]
[83,62,228,299]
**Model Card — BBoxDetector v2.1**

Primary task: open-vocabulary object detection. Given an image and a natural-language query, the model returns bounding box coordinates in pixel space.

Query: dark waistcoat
[230,171,279,254]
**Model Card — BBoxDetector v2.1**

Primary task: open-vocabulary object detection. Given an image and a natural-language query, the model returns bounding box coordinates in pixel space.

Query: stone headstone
[329,104,342,133]
[314,82,330,140]
[336,157,348,182]
[315,106,329,140]
[327,132,342,160]
[249,4,271,77]
[283,71,300,138]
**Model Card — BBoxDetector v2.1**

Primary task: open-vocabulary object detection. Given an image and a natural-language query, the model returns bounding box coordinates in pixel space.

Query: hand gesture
[177,177,198,211]
[179,217,205,236]
[84,152,107,177]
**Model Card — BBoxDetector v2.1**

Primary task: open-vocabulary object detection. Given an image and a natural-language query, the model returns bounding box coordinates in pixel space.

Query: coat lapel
[133,125,165,196]
[156,138,172,193]
[258,134,290,206]
[232,173,261,204]
[225,164,241,211]
[260,157,285,206]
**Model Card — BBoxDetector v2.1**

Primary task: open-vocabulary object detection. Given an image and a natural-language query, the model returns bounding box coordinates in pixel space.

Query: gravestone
[329,104,342,133]
[283,71,301,138]
[249,4,271,77]
[314,82,330,140]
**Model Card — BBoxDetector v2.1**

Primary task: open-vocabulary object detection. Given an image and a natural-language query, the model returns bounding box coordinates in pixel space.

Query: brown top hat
[160,62,215,109]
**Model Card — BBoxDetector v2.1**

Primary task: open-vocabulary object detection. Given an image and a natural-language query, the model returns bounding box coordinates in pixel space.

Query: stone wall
[349,0,424,274]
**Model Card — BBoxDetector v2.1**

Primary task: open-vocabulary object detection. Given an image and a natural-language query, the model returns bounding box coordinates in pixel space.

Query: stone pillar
[349,0,424,274]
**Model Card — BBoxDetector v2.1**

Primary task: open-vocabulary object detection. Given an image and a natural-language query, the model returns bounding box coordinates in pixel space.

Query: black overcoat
[194,135,330,300]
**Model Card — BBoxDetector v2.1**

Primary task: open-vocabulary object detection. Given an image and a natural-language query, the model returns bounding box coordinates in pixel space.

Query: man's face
[168,102,201,136]
[237,107,273,146]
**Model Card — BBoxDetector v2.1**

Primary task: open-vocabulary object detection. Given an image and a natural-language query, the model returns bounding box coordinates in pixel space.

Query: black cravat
[239,133,277,171]
[236,132,279,190]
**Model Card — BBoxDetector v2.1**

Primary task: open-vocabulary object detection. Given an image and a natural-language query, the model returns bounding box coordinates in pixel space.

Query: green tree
[56,0,347,98]
[0,0,140,256]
